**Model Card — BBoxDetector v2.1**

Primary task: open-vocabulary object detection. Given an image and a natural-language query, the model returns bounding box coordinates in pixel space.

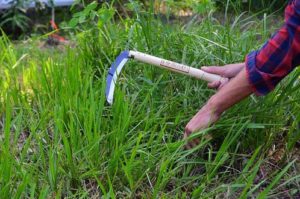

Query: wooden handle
[129,51,227,83]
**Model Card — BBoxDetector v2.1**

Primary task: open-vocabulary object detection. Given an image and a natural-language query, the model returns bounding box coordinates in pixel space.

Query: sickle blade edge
[105,51,130,104]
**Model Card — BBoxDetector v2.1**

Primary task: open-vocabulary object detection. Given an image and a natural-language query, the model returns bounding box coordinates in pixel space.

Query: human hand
[184,100,220,149]
[184,68,252,149]
[201,63,245,90]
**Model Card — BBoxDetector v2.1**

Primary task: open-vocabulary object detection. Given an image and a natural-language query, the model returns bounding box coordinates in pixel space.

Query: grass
[1,2,300,198]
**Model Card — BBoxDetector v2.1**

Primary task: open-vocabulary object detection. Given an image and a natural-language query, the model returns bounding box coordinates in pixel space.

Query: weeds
[0,1,300,198]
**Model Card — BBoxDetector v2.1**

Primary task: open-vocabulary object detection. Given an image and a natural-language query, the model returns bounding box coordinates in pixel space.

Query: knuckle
[184,126,192,135]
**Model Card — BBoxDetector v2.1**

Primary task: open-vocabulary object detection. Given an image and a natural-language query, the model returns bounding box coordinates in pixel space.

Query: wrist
[206,68,252,117]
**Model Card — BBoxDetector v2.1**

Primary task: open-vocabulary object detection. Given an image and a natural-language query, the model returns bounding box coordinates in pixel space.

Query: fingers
[183,104,220,150]
[184,137,200,150]
[202,63,246,78]
[208,81,221,89]
[216,78,230,90]
[184,127,201,149]
[208,77,230,90]
[184,127,194,149]
[189,138,200,148]
[201,66,225,76]
[218,80,228,90]
[202,66,229,90]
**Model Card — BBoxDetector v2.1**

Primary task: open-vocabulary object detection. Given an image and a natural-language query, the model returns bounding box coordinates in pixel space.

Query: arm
[184,0,300,148]
[184,68,252,148]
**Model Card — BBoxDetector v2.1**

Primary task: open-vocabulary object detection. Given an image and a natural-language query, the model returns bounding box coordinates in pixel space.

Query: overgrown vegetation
[0,0,31,36]
[0,0,300,198]
[0,0,72,39]
[215,0,288,13]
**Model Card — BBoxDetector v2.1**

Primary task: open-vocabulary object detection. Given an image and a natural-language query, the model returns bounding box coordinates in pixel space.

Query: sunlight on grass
[0,2,299,198]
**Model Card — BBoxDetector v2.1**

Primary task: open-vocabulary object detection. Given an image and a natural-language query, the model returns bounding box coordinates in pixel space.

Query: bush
[0,0,31,38]
[0,0,72,39]
[215,0,288,13]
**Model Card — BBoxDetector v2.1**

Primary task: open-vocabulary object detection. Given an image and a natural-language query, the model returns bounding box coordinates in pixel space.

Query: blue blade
[106,51,130,104]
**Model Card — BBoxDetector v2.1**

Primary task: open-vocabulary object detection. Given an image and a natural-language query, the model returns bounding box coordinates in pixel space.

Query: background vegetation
[0,0,288,39]
[1,0,300,198]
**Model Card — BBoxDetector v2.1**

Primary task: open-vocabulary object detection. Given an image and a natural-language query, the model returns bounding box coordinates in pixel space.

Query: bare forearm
[207,67,253,115]
[184,65,253,138]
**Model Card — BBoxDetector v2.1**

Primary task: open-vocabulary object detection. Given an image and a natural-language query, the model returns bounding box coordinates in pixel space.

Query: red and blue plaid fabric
[246,0,300,95]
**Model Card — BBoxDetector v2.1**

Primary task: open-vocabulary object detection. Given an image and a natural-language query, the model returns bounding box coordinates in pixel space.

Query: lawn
[1,1,300,198]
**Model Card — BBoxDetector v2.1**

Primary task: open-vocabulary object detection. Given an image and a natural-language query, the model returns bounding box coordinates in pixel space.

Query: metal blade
[105,51,130,104]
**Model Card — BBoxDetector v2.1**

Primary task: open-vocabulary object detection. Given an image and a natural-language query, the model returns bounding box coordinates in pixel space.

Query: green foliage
[161,0,215,14]
[67,1,116,30]
[68,1,98,28]
[1,1,300,198]
[0,0,57,38]
[0,0,31,33]
[215,0,288,13]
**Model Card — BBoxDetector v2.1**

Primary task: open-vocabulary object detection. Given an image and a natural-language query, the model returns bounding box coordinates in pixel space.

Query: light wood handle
[129,51,227,83]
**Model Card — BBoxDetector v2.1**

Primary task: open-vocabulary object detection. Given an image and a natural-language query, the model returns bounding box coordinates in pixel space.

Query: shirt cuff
[245,51,275,96]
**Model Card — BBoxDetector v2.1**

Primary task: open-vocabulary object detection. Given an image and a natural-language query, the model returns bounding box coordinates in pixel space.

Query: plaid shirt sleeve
[246,0,300,95]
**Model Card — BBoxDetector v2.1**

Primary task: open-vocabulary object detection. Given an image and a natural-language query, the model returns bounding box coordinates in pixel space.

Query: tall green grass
[0,2,300,198]
[216,0,287,13]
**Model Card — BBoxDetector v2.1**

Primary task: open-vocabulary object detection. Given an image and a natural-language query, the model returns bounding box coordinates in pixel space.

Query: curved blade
[105,51,130,105]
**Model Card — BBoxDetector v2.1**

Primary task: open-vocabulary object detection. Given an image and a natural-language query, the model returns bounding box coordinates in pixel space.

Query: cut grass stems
[1,4,300,198]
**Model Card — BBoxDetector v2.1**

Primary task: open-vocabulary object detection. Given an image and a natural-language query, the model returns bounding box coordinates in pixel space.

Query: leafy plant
[215,0,288,13]
[0,1,300,198]
[68,1,99,28]
[0,0,31,35]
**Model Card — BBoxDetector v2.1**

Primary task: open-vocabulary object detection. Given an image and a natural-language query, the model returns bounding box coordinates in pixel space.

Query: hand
[201,63,245,90]
[184,68,253,149]
[184,100,220,149]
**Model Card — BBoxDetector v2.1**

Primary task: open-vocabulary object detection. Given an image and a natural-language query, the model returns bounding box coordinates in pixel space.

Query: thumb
[201,66,225,76]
